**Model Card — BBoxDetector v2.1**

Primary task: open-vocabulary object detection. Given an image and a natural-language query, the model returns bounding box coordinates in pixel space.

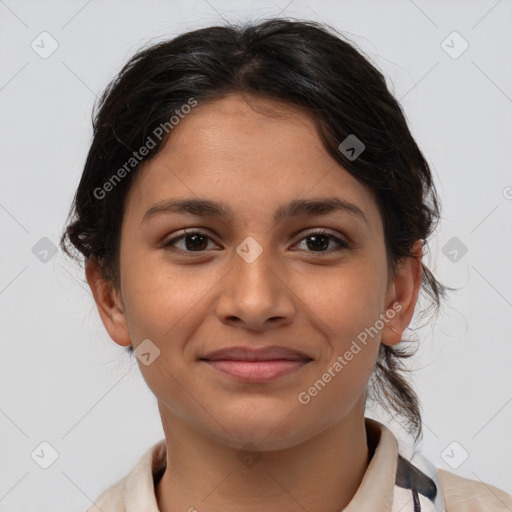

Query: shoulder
[84,477,125,511]
[84,439,166,512]
[439,468,512,511]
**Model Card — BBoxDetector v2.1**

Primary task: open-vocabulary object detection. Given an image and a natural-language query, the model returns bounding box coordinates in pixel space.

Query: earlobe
[85,258,132,347]
[381,240,423,347]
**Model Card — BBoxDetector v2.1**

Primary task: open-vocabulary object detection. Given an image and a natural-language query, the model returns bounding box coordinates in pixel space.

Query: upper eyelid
[164,228,349,250]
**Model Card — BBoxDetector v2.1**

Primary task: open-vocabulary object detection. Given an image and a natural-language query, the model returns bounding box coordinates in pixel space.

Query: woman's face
[91,94,414,450]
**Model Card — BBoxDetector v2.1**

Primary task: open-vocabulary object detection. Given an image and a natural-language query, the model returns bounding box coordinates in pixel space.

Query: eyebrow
[142,197,368,225]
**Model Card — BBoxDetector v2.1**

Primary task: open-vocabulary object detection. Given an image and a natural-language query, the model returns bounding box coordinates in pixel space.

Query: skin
[86,94,422,512]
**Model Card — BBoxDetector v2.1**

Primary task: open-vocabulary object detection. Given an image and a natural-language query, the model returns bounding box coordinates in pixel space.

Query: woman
[60,18,511,512]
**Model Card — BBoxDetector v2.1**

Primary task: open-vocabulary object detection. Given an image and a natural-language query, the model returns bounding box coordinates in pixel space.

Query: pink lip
[200,345,312,382]
[205,359,311,382]
[201,345,311,361]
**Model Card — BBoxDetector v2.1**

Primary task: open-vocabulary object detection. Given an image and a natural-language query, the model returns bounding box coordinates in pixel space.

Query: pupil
[307,235,328,251]
[186,235,207,251]
[183,234,329,252]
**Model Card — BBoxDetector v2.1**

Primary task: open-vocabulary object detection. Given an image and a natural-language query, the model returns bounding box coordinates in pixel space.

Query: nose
[215,244,296,332]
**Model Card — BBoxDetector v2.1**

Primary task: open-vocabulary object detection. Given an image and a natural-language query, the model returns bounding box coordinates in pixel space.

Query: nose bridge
[232,235,280,300]
[215,235,295,328]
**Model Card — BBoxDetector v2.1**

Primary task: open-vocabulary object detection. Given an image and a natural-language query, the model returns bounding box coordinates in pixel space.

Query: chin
[206,405,311,451]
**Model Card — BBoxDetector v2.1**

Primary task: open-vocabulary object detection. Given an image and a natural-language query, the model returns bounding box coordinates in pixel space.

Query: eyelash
[162,228,350,256]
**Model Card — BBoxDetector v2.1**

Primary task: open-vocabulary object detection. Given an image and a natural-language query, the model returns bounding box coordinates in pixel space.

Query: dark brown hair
[60,18,446,443]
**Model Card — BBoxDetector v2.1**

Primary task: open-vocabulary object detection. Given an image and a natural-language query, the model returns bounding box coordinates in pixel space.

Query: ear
[85,258,132,347]
[381,240,423,347]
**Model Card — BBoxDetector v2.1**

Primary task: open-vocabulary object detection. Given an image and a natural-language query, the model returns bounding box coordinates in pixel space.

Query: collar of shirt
[108,418,447,512]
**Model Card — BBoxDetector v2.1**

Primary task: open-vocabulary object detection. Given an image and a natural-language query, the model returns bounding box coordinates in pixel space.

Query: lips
[200,345,312,362]
[200,345,313,382]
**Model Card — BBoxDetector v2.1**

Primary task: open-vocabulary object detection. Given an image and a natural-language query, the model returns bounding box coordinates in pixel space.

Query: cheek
[303,259,389,338]
[119,259,207,411]
[297,258,387,391]
[297,268,385,423]
[120,252,215,344]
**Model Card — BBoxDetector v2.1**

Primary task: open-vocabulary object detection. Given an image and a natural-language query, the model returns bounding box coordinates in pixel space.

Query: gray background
[1,0,511,510]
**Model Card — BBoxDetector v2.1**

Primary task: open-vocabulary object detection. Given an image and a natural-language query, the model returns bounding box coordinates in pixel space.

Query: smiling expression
[97,93,404,450]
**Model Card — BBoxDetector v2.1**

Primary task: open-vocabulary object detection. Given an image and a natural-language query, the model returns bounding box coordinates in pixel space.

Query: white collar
[117,418,446,512]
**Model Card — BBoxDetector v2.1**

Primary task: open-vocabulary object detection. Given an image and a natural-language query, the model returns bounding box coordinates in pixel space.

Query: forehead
[155,94,326,168]
[123,94,382,231]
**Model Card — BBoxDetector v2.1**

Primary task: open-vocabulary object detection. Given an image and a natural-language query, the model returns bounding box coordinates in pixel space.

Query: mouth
[200,345,313,382]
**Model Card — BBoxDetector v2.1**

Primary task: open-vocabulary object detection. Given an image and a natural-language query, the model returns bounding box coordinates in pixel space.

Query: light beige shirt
[85,418,512,511]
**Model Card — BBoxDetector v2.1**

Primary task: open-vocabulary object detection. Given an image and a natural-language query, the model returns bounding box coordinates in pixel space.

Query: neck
[155,403,372,512]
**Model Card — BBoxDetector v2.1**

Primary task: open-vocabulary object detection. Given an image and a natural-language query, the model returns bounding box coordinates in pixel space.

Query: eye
[163,230,217,252]
[293,229,349,253]
[162,228,349,255]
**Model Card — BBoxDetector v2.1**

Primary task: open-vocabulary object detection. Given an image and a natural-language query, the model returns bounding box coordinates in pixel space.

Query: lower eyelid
[164,231,349,253]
